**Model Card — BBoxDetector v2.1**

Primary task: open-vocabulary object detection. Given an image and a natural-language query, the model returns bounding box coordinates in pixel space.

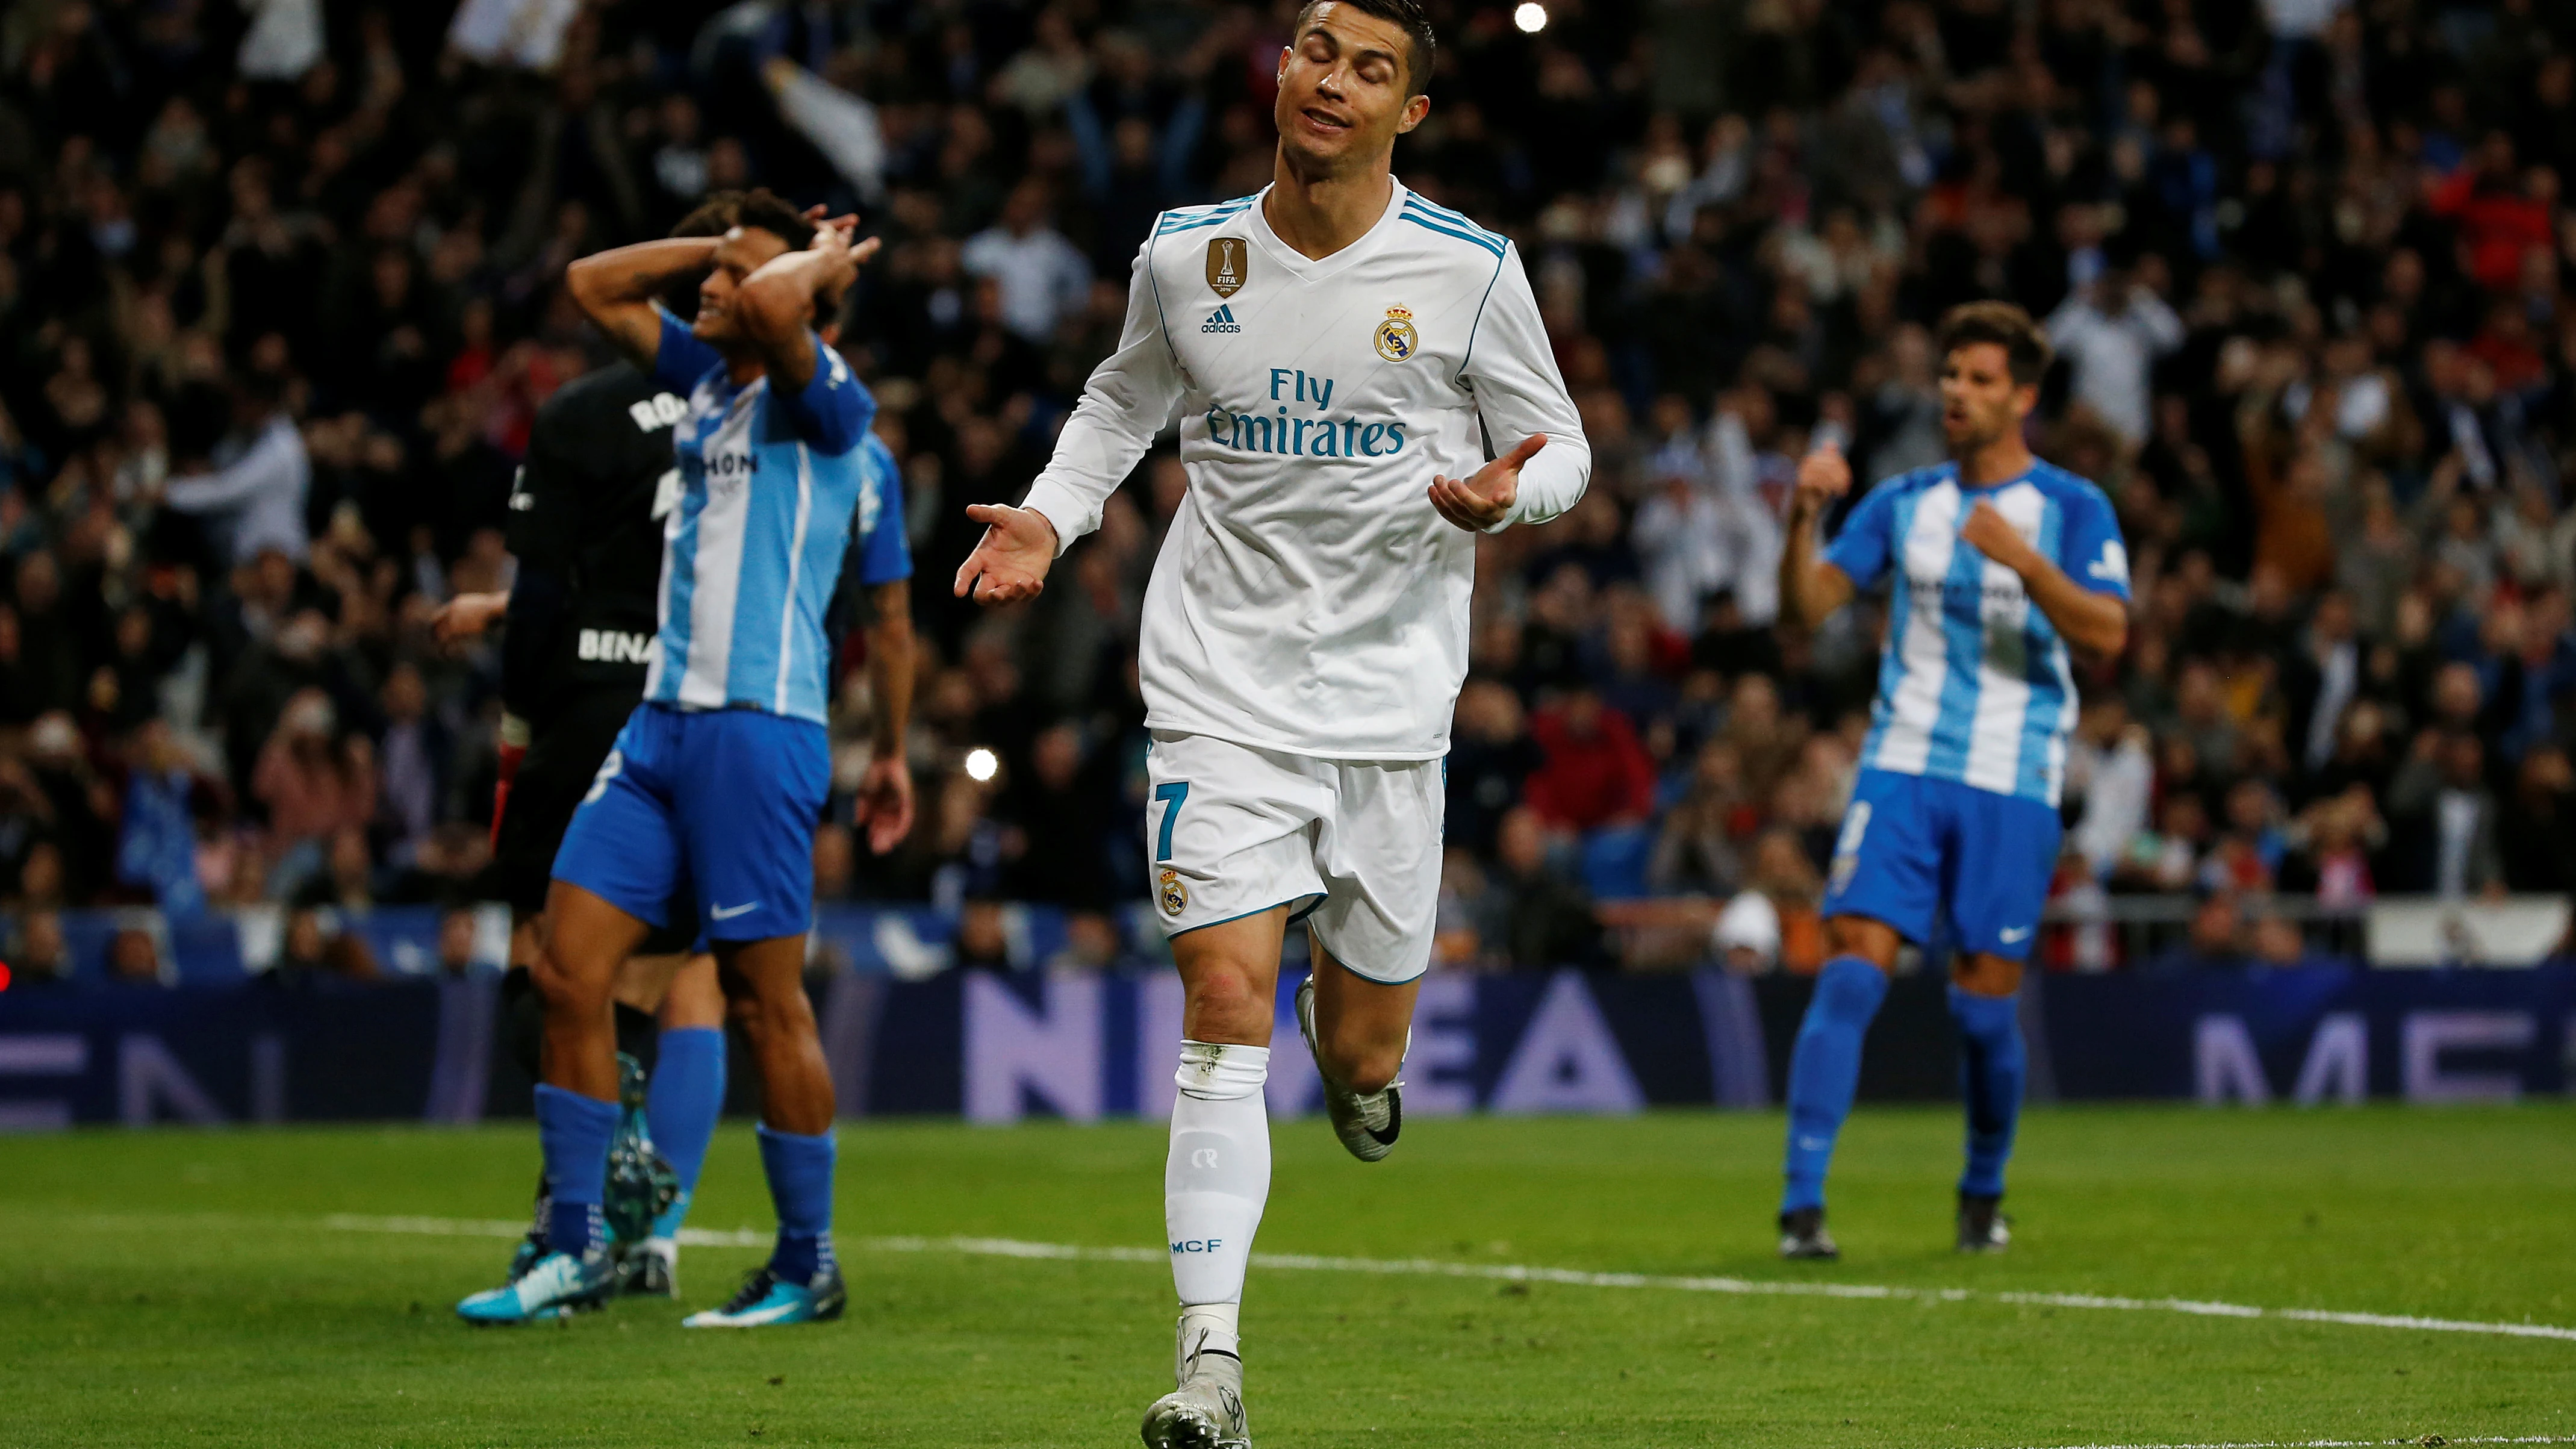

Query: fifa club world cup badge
[1374,305,1418,363]
[1206,237,1246,297]
[1158,868,1189,917]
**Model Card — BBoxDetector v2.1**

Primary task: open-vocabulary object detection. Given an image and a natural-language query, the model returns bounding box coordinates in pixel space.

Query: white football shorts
[1143,729,1445,984]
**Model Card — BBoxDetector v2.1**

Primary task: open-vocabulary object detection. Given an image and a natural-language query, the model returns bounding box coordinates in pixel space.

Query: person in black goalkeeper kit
[434,192,918,1304]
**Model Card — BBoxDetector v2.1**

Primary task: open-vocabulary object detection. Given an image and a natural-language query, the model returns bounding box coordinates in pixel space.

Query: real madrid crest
[1373,305,1419,363]
[1206,237,1247,298]
[1158,868,1189,917]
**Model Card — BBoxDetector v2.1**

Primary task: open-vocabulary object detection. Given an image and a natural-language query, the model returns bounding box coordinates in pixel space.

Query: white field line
[1994,1441,2576,1449]
[318,1214,2576,1345]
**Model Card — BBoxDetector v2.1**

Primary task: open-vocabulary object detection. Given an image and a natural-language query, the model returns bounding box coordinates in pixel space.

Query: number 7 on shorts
[1153,781,1189,862]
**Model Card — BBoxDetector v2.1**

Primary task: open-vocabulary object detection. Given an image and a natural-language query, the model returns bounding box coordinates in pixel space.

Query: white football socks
[1166,1039,1270,1367]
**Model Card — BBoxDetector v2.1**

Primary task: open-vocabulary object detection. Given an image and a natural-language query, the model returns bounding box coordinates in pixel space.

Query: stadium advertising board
[1,910,2567,1127]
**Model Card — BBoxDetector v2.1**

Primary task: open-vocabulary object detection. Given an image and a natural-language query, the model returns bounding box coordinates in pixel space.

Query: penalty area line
[316,1214,2576,1344]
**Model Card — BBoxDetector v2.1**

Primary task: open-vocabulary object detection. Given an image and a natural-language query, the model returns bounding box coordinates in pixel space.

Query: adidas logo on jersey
[1201,305,1242,334]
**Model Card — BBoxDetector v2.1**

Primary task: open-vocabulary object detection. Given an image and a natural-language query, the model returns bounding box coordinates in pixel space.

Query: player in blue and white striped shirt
[458,191,898,1329]
[1772,301,2130,1260]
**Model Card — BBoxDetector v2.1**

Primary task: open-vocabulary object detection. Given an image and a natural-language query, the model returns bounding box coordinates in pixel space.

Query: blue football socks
[646,1027,726,1241]
[535,1083,618,1259]
[1949,986,2026,1200]
[1780,955,1891,1215]
[756,1123,837,1282]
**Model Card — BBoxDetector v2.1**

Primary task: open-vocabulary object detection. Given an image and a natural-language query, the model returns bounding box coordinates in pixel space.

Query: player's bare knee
[1953,953,2021,997]
[1824,916,1902,968]
[530,949,612,1020]
[1182,967,1274,1046]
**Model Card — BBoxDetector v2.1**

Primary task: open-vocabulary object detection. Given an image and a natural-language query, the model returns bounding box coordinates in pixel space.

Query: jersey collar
[1245,176,1410,285]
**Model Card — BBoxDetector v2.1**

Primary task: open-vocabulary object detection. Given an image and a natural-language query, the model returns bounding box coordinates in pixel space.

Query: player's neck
[721,348,768,388]
[1263,150,1394,261]
[1955,438,2034,488]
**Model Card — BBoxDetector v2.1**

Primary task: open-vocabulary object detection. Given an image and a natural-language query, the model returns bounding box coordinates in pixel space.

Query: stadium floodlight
[964,747,1000,783]
[1514,2,1547,32]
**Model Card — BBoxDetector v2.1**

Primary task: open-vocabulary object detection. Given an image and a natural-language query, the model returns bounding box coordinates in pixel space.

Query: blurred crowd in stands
[2,0,2574,983]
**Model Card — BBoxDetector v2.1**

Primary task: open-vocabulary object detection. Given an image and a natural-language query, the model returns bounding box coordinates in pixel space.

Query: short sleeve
[1822,481,1901,590]
[854,441,912,586]
[650,305,724,393]
[2056,487,2132,602]
[770,334,875,455]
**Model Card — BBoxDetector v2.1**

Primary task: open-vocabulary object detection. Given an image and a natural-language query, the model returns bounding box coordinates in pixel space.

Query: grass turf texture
[3,1105,2570,1448]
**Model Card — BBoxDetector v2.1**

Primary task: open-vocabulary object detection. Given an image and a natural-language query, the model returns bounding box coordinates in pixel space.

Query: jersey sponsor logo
[1998,925,2033,943]
[709,902,759,921]
[2088,539,2129,585]
[1158,868,1189,917]
[1201,304,1242,334]
[1201,366,1407,458]
[625,393,686,432]
[576,629,655,664]
[1206,236,1247,297]
[1373,305,1419,363]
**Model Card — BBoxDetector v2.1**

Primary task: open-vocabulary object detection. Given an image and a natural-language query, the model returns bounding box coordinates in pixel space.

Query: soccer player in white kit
[954,2,1588,1442]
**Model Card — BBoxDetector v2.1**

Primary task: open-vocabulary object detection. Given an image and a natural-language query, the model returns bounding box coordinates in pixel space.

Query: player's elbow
[563,255,617,323]
[2071,611,2128,664]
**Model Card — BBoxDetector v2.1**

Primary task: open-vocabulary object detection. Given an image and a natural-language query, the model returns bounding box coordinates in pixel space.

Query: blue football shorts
[1819,767,2063,962]
[550,702,830,944]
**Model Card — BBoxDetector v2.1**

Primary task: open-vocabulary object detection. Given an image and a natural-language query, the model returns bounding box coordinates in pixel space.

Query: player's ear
[1396,93,1429,134]
[1276,44,1290,87]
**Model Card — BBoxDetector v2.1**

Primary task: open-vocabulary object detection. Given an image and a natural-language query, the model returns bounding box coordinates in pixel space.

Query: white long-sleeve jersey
[1021,180,1590,759]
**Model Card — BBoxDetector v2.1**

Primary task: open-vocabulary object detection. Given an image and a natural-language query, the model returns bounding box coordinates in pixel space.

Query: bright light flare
[963,747,1000,783]
[1513,2,1548,33]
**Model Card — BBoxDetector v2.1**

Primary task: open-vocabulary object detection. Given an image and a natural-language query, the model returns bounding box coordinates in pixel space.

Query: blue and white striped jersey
[1825,460,2129,807]
[642,307,879,726]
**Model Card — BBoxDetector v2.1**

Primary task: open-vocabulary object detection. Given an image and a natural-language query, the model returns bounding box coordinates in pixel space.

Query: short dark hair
[1295,0,1436,97]
[670,190,746,239]
[669,187,843,323]
[1937,301,2052,387]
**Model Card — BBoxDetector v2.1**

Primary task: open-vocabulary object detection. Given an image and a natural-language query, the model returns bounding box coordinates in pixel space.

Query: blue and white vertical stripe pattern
[645,334,873,726]
[1828,461,2127,808]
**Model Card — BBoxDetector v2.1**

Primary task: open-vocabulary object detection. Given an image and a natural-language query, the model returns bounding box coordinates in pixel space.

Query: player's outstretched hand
[1428,433,1546,532]
[1792,439,1852,518]
[953,503,1059,606]
[431,591,508,648]
[853,752,916,854]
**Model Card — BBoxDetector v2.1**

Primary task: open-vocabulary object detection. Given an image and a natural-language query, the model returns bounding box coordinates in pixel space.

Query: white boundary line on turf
[315,1215,2576,1345]
[1993,1439,2576,1449]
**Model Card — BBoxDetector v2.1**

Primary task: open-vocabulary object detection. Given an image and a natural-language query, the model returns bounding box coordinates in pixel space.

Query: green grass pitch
[5,1105,2572,1447]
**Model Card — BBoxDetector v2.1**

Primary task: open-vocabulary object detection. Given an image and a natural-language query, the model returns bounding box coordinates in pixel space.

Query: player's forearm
[739,246,851,380]
[866,611,915,760]
[2016,558,2129,661]
[1019,390,1162,555]
[1777,509,1848,627]
[568,238,719,310]
[567,238,717,360]
[1498,433,1590,531]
